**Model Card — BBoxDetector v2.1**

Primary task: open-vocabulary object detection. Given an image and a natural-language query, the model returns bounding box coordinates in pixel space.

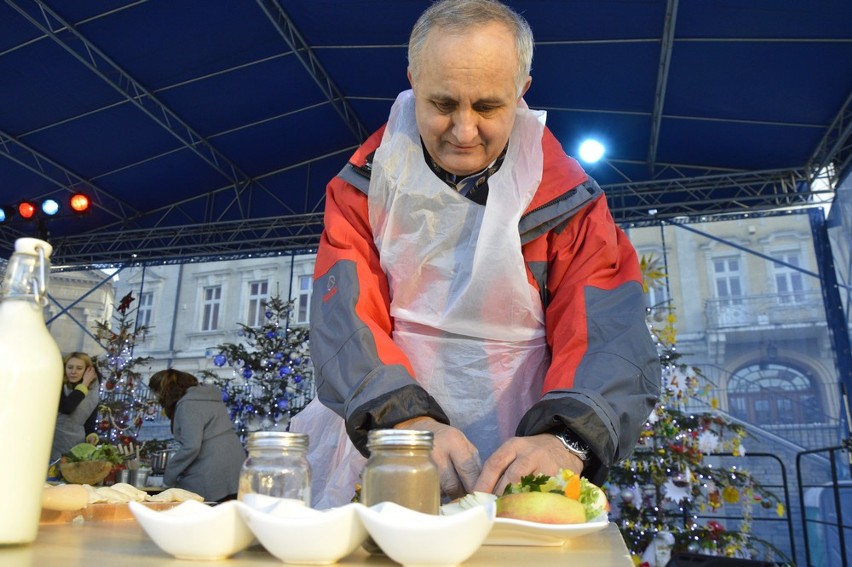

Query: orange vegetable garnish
[564,473,581,500]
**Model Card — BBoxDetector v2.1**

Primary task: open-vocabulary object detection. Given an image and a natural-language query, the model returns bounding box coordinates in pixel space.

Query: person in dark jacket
[148,369,245,502]
[51,352,100,462]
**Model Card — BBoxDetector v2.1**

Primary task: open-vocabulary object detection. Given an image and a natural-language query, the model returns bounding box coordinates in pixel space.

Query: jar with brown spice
[360,429,440,554]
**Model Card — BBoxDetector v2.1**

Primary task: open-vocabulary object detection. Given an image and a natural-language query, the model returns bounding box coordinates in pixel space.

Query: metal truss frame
[40,166,837,267]
[1,0,849,268]
[256,0,370,144]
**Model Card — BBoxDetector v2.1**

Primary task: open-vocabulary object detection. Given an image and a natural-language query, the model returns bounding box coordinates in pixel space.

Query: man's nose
[452,109,478,143]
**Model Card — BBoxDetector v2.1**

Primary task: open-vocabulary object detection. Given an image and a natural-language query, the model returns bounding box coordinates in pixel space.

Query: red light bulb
[18,201,36,219]
[70,193,91,213]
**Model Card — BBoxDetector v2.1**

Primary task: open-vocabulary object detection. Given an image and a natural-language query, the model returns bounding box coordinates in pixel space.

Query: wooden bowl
[59,460,114,485]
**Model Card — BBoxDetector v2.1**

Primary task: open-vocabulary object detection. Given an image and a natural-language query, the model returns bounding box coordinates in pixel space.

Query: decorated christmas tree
[607,256,788,565]
[92,292,157,446]
[202,294,314,441]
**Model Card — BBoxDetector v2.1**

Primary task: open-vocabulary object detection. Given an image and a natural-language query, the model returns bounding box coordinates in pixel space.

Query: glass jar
[361,429,440,512]
[361,429,440,554]
[237,431,311,505]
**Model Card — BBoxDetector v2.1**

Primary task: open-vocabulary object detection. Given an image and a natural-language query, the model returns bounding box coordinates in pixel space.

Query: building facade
[47,269,115,359]
[112,253,317,379]
[628,213,842,452]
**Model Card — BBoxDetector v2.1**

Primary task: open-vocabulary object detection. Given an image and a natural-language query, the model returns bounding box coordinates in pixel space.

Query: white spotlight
[579,139,605,163]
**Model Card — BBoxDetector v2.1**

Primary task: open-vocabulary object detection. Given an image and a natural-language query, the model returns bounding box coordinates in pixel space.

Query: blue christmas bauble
[265,310,273,319]
[274,352,284,360]
[279,366,292,377]
[266,330,276,339]
[277,399,288,410]
[294,375,302,383]
[222,390,229,402]
[242,368,253,379]
[213,354,227,367]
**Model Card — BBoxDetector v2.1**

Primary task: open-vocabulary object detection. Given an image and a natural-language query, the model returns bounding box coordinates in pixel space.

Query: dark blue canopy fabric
[1,0,850,265]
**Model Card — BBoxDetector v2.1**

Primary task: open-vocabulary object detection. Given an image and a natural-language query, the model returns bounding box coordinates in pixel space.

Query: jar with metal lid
[237,431,311,505]
[361,429,440,512]
[361,429,440,554]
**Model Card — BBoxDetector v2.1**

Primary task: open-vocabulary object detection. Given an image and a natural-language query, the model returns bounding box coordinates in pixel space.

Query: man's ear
[517,76,532,100]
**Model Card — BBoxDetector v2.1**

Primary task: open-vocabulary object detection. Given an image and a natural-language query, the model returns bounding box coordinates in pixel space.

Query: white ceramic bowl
[240,493,308,513]
[237,500,367,565]
[357,501,495,567]
[129,500,254,560]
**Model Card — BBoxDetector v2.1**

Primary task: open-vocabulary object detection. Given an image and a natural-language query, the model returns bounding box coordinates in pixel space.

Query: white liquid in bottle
[0,238,63,545]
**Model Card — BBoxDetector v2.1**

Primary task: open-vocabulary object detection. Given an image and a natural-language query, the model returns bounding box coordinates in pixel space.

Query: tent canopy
[1,0,850,266]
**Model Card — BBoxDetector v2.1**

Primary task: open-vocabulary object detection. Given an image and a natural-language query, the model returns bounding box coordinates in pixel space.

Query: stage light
[41,198,60,216]
[0,206,12,223]
[18,201,36,220]
[579,139,605,163]
[70,193,91,213]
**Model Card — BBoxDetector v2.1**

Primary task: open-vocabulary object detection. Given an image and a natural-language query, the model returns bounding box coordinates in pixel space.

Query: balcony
[704,290,824,330]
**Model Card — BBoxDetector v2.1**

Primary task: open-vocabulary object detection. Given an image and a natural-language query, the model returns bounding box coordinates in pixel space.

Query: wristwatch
[552,428,590,462]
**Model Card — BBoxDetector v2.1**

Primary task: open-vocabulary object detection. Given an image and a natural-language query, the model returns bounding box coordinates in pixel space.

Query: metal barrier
[797,444,852,567]
[699,452,796,564]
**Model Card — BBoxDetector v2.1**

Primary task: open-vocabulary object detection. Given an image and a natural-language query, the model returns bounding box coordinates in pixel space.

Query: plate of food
[487,515,609,546]
[441,469,610,546]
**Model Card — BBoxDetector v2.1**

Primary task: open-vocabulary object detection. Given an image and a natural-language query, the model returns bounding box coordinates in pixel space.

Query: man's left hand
[472,434,584,495]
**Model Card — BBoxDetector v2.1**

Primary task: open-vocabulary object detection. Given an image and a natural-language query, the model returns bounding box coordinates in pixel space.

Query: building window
[713,257,743,305]
[296,275,312,324]
[137,291,154,328]
[644,284,670,325]
[772,252,806,304]
[247,280,269,327]
[728,362,822,425]
[202,286,222,331]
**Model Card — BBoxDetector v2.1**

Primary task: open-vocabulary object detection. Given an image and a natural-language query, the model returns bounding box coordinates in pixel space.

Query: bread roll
[42,484,90,511]
[82,483,106,503]
[148,487,204,503]
[109,482,149,502]
[93,486,132,503]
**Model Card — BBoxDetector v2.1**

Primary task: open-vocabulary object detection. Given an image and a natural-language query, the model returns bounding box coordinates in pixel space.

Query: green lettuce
[64,443,123,465]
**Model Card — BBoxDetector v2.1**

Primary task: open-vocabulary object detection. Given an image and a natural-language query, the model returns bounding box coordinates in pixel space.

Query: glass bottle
[0,238,63,545]
[361,429,440,554]
[237,431,311,505]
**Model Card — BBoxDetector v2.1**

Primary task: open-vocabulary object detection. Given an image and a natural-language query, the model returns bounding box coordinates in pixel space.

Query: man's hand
[394,417,482,500]
[472,434,584,495]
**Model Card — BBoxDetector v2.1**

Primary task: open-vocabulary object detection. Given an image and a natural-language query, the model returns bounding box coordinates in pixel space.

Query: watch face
[556,431,589,460]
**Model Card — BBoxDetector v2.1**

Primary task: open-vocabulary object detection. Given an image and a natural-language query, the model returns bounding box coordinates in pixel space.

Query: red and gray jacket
[310,124,661,484]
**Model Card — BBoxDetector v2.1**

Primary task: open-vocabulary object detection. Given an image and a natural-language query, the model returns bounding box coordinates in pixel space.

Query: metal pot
[151,449,176,475]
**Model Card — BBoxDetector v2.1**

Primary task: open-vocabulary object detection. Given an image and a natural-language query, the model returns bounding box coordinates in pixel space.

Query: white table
[1,518,633,566]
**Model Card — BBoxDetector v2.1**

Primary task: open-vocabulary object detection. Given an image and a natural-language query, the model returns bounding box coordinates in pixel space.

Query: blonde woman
[50,352,100,462]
